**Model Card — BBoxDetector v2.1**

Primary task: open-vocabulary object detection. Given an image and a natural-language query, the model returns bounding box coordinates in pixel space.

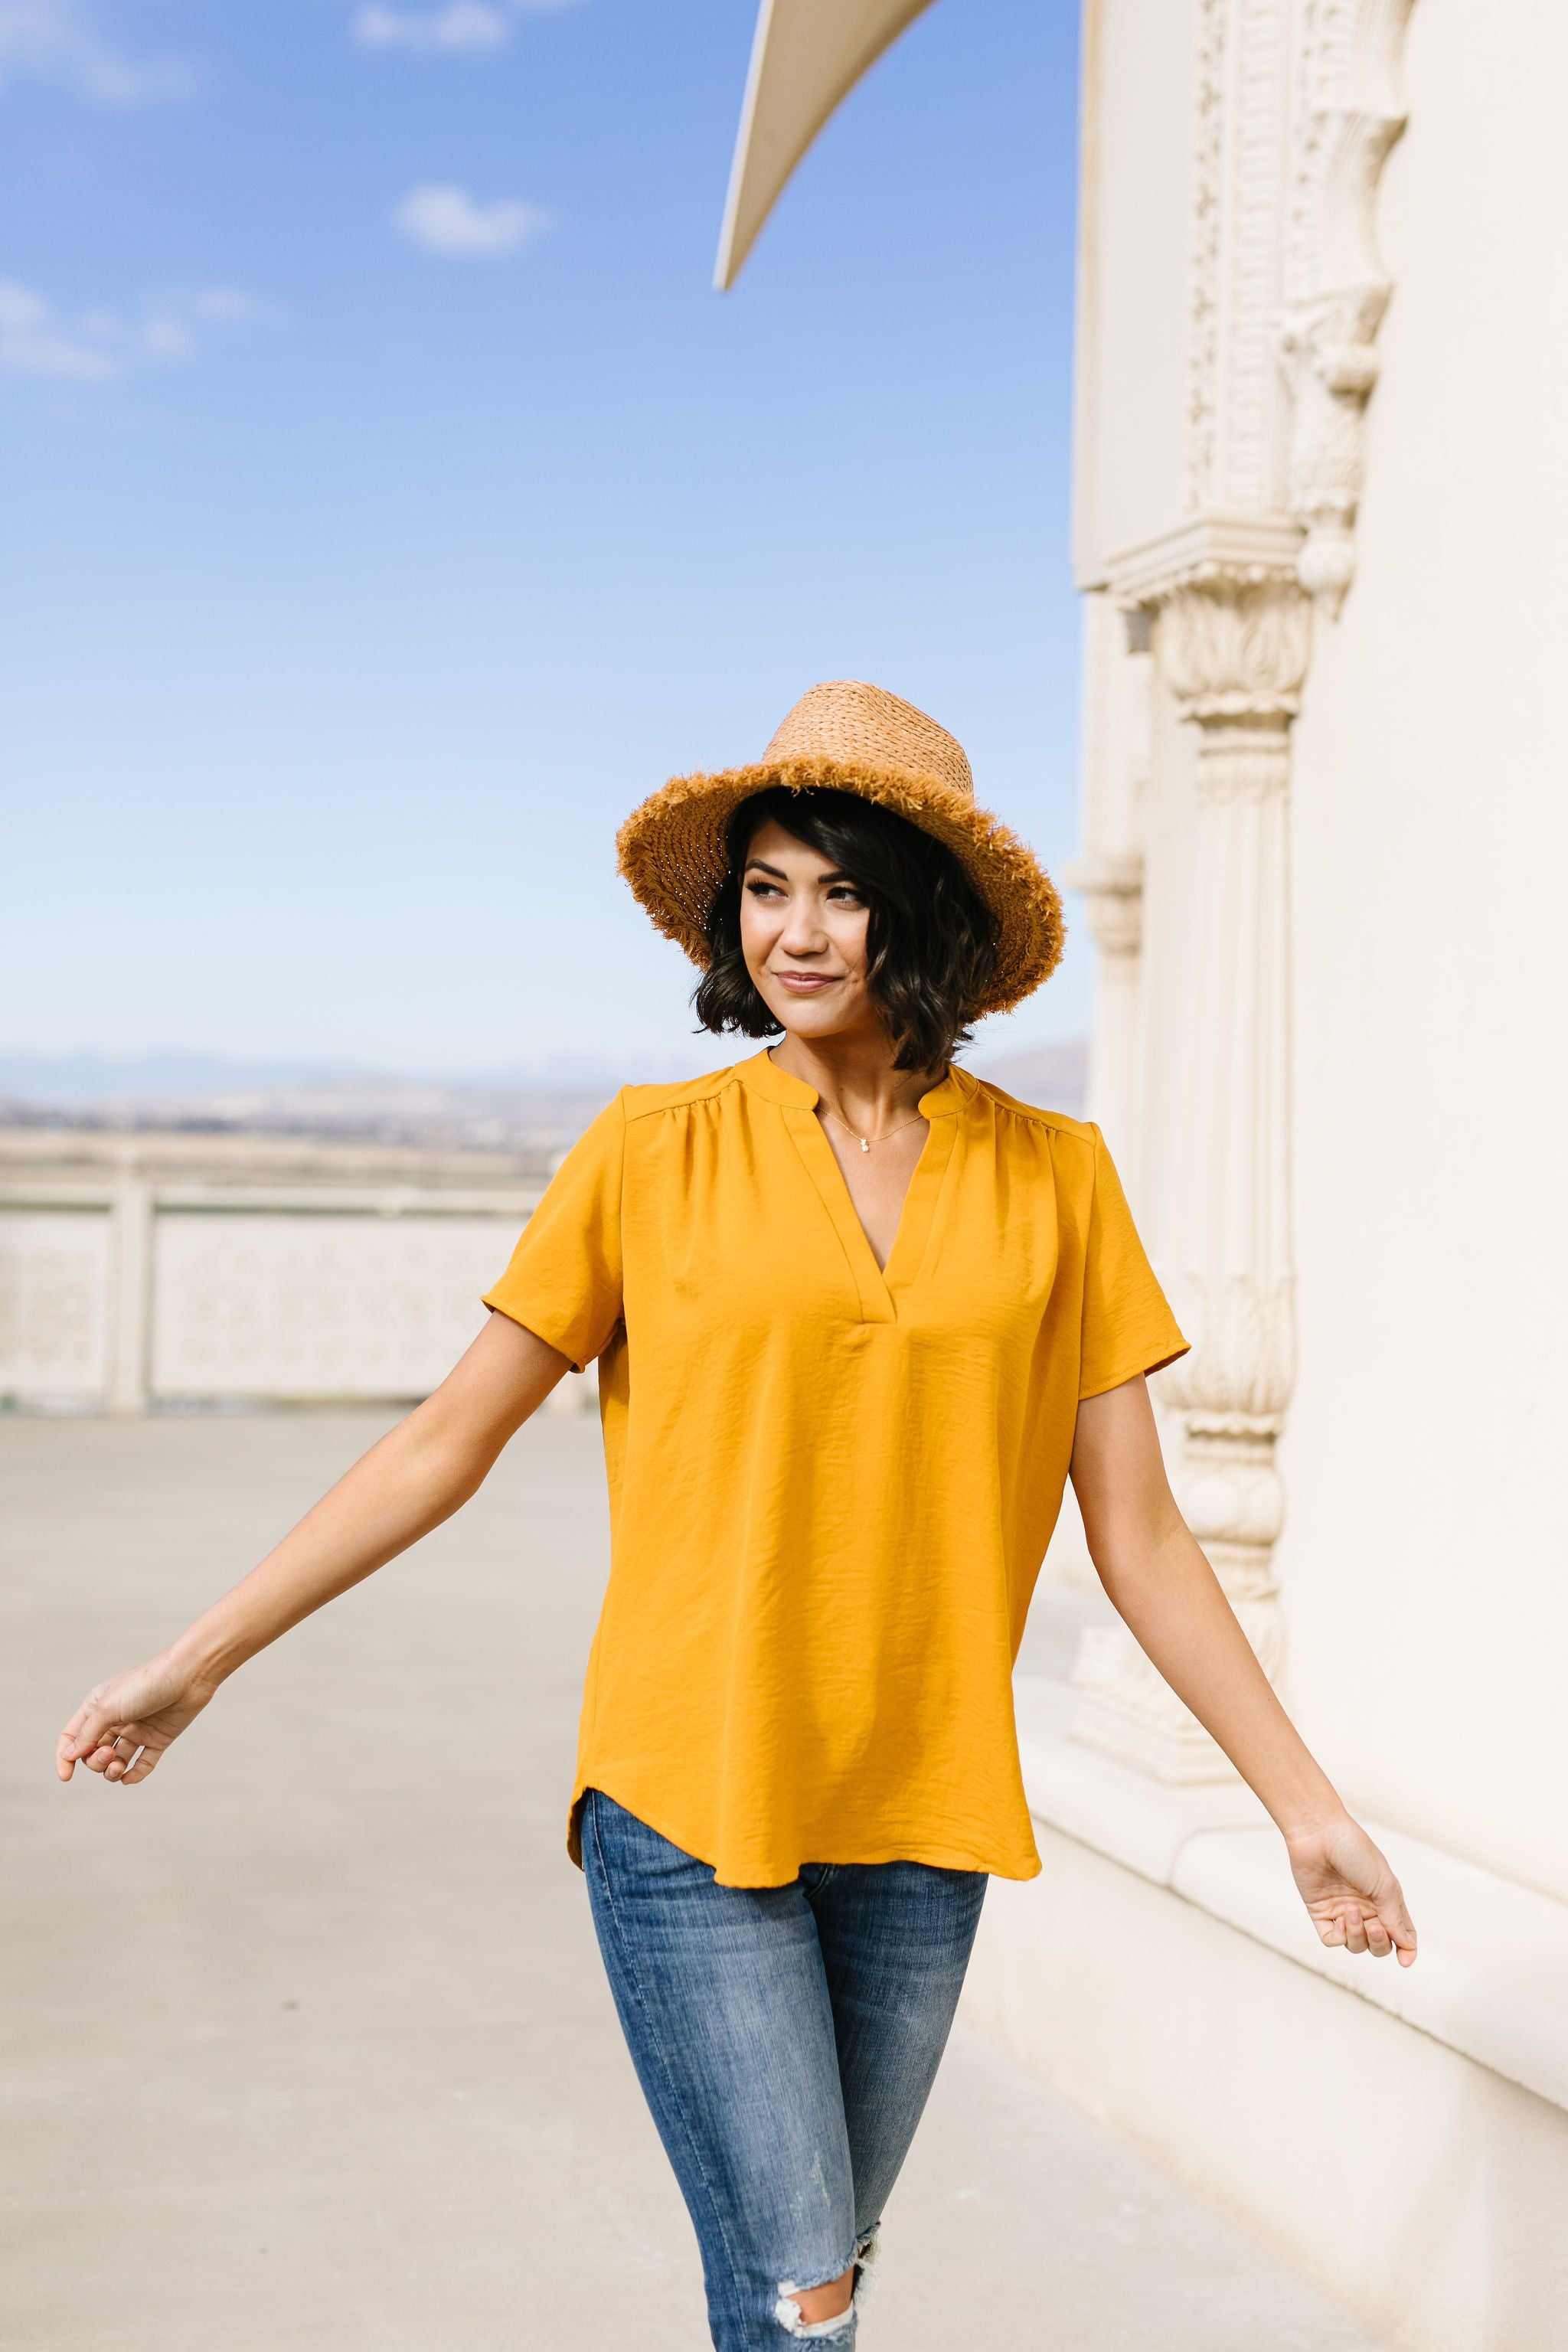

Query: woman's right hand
[53,1317,570,1794]
[56,1651,219,1787]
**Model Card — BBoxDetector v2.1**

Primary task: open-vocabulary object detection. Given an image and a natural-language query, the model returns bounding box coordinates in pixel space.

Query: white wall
[1072,0,1196,580]
[1282,1,1568,1901]
[965,1821,1568,2352]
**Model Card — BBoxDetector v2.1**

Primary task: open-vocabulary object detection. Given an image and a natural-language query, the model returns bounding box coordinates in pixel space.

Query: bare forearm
[168,1312,568,1690]
[1098,1517,1343,1834]
[1068,1379,1416,1963]
[56,1312,570,1788]
[169,1407,492,1687]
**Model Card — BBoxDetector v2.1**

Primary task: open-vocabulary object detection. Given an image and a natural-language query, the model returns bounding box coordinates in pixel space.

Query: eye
[827,883,865,906]
[744,877,784,898]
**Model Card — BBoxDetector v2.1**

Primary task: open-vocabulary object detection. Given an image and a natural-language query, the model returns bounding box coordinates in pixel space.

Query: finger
[1315,1913,1345,1948]
[1364,1915,1393,1958]
[1343,1909,1369,1957]
[68,1709,126,1765]
[119,1740,163,1785]
[59,1697,99,1747]
[57,1711,90,1776]
[81,1733,128,1777]
[105,1730,152,1782]
[1381,1893,1418,1966]
[59,1701,115,1767]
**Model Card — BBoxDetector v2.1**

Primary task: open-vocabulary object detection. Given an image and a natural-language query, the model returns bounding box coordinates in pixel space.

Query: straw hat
[616,681,1064,1014]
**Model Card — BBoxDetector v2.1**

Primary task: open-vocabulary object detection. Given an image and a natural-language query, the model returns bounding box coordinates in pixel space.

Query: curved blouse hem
[567,1775,1041,1888]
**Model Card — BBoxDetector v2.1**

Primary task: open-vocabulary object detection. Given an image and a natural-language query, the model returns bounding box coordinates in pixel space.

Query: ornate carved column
[1066,595,1152,1160]
[1063,1,1415,1775]
[1071,564,1310,1780]
[1282,0,1418,612]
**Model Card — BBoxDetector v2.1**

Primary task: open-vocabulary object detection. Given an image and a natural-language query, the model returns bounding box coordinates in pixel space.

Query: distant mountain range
[972,1040,1086,1114]
[0,1050,669,1105]
[0,1040,1086,1153]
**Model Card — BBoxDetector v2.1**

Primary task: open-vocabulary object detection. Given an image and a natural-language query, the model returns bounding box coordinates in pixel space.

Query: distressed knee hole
[773,2288,855,2340]
[774,2266,854,2337]
[775,2240,877,2338]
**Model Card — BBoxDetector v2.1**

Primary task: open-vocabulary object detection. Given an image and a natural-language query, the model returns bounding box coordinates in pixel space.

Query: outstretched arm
[56,1311,570,1789]
[1070,1375,1417,1968]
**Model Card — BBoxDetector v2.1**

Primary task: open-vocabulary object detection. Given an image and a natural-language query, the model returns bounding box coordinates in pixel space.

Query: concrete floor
[2,1410,1388,2352]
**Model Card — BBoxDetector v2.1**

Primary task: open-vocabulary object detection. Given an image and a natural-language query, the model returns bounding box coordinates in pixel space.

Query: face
[737,817,884,1047]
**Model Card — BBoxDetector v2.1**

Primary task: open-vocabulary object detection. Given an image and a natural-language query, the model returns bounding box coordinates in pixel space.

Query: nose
[777,893,828,957]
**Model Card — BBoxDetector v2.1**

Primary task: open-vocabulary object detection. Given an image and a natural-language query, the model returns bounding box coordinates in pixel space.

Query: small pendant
[860,1136,871,1152]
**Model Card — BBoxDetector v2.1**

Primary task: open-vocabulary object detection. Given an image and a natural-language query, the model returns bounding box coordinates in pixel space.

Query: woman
[57,681,1416,2349]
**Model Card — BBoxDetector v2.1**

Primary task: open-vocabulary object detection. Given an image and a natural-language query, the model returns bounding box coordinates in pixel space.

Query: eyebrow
[743,858,854,884]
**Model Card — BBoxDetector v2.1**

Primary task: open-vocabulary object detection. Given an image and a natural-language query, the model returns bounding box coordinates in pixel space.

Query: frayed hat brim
[616,752,1064,1016]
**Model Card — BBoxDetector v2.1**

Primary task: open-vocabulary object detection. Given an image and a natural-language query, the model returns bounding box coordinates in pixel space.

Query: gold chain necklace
[818,1103,927,1155]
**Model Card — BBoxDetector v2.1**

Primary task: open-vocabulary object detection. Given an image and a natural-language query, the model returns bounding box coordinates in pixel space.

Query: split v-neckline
[740,1050,969,1322]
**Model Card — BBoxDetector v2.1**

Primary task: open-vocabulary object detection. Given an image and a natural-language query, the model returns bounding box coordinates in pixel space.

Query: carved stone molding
[1071,593,1157,1156]
[1282,0,1418,611]
[1161,573,1312,721]
[1183,0,1297,516]
[1184,0,1229,510]
[1063,849,1144,959]
[1072,570,1308,1781]
[1073,0,1414,1764]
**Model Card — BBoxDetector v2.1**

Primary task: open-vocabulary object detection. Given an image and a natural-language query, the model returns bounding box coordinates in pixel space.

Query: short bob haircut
[693,786,998,1073]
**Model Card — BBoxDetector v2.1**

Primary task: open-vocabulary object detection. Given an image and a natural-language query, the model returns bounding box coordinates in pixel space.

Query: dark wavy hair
[692,786,998,1073]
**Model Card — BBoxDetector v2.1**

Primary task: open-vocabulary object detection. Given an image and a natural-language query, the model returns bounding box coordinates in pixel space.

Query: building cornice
[1082,513,1305,606]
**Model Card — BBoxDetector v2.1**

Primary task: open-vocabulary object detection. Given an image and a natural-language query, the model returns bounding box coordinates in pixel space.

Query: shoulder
[970,1077,1099,1157]
[616,1065,743,1125]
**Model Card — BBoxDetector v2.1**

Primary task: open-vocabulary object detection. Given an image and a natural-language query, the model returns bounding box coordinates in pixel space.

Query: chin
[773,1004,841,1036]
[771,1000,866,1045]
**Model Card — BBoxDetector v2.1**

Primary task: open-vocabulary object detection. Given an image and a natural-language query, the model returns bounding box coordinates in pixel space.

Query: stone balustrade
[0,1127,593,1416]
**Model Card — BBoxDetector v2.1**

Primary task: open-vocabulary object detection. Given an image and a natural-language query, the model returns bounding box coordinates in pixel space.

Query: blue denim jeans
[580,1788,988,2349]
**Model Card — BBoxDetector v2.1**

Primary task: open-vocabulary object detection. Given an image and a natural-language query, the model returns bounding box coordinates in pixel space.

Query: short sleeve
[1077,1125,1190,1401]
[482,1094,626,1372]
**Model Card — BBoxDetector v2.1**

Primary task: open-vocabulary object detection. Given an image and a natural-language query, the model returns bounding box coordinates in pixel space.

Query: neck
[767,1031,939,1128]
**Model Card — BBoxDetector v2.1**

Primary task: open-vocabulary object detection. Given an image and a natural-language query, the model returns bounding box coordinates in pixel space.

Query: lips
[773,972,841,992]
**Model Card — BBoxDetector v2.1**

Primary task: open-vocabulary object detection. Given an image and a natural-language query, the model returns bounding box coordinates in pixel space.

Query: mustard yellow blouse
[484,1049,1187,1887]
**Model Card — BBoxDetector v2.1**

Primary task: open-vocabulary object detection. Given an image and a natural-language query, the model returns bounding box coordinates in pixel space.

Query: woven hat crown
[763,681,975,802]
[616,675,1064,1017]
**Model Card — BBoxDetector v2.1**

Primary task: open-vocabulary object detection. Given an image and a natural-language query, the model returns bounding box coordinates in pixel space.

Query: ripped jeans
[580,1788,988,2349]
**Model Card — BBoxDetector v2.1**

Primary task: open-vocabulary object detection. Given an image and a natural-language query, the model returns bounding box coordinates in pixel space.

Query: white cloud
[0,279,279,385]
[0,279,119,378]
[140,315,195,362]
[354,4,509,54]
[392,183,553,257]
[352,0,579,57]
[0,0,194,104]
[190,286,289,326]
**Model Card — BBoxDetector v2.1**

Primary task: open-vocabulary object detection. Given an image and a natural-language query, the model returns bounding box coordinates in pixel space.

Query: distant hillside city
[0,1042,1087,1161]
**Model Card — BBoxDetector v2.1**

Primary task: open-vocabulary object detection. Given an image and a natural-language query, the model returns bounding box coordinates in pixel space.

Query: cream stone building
[719,6,1568,2350]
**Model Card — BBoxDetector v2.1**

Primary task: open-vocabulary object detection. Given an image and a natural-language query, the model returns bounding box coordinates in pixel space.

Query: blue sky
[2,0,1086,1079]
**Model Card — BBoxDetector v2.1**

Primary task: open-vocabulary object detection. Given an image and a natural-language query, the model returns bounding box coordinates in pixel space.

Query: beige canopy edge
[714,0,940,290]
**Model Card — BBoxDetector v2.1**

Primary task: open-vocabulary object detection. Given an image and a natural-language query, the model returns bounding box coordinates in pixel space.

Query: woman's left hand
[1285,1814,1417,1966]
